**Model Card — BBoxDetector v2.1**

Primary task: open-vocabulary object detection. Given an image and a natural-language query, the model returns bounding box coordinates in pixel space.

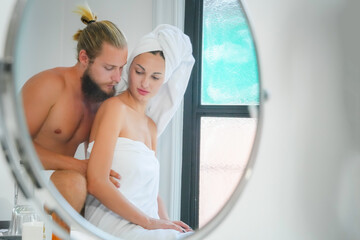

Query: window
[182,0,259,229]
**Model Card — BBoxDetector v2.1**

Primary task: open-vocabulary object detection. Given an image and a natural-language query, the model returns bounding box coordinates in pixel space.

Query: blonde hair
[73,5,127,61]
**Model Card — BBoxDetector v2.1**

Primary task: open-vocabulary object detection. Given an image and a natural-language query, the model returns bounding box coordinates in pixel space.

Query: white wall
[0,0,16,58]
[205,0,360,239]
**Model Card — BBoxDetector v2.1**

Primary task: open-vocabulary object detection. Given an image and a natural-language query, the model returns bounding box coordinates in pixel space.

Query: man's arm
[32,141,88,175]
[21,70,87,174]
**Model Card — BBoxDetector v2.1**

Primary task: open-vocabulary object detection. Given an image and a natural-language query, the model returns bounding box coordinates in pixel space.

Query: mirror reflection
[2,0,259,239]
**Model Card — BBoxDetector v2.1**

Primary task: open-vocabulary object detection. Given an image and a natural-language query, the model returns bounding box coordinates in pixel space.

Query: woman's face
[128,52,165,102]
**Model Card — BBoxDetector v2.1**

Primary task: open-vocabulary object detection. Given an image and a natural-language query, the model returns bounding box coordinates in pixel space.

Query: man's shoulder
[21,68,70,103]
[29,68,66,88]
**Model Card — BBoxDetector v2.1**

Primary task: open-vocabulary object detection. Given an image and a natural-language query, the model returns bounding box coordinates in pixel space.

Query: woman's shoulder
[96,96,129,119]
[100,95,127,110]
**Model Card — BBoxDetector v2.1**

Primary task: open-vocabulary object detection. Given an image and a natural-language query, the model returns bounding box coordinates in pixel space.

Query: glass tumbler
[8,183,40,236]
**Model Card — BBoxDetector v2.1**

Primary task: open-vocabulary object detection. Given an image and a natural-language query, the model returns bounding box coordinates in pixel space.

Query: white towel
[117,24,195,137]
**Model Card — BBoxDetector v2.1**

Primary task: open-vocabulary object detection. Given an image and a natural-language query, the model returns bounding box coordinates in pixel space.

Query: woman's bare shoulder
[97,95,129,117]
[102,95,128,109]
[90,96,128,140]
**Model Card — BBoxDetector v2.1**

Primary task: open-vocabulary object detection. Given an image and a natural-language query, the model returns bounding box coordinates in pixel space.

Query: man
[21,5,127,214]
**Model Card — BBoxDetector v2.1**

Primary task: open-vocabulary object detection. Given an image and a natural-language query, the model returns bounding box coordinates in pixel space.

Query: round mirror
[0,0,262,239]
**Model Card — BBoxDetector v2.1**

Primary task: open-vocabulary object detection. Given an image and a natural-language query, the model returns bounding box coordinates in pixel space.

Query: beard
[81,68,115,102]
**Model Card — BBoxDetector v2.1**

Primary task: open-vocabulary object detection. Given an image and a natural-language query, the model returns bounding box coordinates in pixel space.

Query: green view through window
[202,0,259,105]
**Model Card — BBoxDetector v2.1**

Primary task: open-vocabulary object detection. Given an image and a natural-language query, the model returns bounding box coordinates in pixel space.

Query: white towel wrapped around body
[117,24,195,136]
[85,138,193,239]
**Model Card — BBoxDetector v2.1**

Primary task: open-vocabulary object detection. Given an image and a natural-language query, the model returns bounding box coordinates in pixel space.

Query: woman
[85,24,195,240]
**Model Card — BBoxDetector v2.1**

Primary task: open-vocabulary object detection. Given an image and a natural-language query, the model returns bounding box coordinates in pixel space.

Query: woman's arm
[157,196,170,220]
[87,100,150,226]
[149,119,192,232]
[149,122,169,221]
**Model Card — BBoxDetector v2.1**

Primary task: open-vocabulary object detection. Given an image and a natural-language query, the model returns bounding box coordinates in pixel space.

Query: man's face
[82,42,128,102]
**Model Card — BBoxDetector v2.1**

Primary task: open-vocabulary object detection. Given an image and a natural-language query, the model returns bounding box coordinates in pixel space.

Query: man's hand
[76,159,89,176]
[109,169,121,188]
[78,159,121,188]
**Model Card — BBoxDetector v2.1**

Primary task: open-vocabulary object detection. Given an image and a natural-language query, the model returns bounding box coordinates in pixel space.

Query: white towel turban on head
[116,24,195,137]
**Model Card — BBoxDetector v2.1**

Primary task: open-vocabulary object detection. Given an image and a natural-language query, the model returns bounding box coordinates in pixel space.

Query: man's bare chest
[40,100,95,144]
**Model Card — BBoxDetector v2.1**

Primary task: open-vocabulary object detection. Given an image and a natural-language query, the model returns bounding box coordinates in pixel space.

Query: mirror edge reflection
[185,0,264,239]
[0,0,263,239]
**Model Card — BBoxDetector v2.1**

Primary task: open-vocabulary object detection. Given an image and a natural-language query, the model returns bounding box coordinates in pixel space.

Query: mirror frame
[0,0,264,239]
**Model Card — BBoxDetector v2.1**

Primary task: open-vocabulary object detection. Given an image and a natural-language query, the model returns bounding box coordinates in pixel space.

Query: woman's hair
[149,50,165,60]
[73,5,127,61]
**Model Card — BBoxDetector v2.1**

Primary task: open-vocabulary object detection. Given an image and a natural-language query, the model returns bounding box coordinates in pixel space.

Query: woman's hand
[171,220,193,232]
[144,218,193,233]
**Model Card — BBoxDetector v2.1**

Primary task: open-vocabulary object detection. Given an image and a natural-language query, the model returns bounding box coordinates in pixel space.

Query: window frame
[181,0,252,229]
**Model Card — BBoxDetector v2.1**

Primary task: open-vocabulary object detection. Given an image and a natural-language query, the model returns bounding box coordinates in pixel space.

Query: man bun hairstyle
[73,5,127,61]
